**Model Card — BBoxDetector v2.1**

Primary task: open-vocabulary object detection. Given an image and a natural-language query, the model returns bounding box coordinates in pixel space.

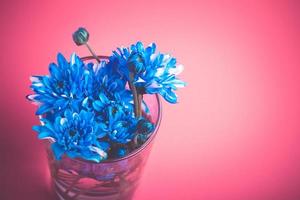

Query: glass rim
[78,55,163,164]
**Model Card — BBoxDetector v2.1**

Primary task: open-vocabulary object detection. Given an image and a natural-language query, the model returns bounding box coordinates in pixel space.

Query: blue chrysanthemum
[92,91,133,118]
[110,42,186,103]
[106,109,138,144]
[33,109,108,162]
[95,102,138,144]
[28,53,100,115]
[81,63,129,112]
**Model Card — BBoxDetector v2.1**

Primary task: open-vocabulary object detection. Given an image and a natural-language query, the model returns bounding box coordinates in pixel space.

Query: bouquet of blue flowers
[27,27,185,163]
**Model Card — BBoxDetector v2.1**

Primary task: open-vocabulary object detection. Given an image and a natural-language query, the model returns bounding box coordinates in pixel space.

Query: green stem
[137,93,143,117]
[85,42,100,63]
[128,75,143,147]
[129,73,141,118]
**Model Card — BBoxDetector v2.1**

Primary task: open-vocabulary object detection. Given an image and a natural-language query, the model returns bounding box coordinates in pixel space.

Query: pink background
[1,0,300,199]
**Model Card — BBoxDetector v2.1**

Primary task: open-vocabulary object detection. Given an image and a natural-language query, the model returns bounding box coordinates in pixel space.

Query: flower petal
[168,64,184,75]
[51,143,64,160]
[93,100,104,111]
[38,131,53,139]
[89,146,107,161]
[36,104,52,115]
[57,53,68,69]
[70,53,83,67]
[49,63,62,80]
[159,88,178,104]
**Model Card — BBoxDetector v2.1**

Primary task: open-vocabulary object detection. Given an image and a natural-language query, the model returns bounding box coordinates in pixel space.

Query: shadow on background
[0,111,56,200]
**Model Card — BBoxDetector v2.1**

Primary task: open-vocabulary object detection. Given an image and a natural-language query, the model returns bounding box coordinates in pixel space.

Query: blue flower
[95,103,138,144]
[91,91,154,145]
[110,42,186,103]
[81,62,128,112]
[33,109,108,162]
[28,53,96,115]
[91,90,133,117]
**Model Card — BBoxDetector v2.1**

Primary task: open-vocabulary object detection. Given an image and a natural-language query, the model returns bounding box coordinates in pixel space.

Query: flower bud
[127,52,145,74]
[136,118,154,135]
[72,27,89,46]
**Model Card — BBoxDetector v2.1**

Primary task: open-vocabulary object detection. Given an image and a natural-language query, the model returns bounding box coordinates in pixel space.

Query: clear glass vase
[45,56,162,200]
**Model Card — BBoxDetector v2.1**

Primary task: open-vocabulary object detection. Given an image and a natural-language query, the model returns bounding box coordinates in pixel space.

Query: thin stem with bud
[85,43,100,63]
